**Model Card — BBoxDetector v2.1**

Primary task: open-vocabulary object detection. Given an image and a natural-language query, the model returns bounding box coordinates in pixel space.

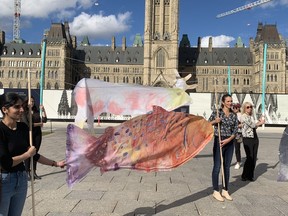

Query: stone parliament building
[0,0,287,94]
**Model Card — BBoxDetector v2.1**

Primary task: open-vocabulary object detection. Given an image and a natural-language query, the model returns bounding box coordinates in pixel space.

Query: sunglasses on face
[246,106,253,109]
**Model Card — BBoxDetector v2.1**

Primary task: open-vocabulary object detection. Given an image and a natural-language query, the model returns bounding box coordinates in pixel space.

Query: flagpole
[262,43,267,129]
[228,66,231,94]
[40,39,47,116]
[28,69,36,216]
[214,78,225,188]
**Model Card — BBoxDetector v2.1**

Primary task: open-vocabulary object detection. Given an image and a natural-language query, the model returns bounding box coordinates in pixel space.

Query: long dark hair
[0,93,23,115]
[221,93,233,112]
[22,96,38,113]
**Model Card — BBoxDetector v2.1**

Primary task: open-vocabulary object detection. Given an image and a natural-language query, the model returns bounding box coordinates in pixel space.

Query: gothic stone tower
[143,0,179,87]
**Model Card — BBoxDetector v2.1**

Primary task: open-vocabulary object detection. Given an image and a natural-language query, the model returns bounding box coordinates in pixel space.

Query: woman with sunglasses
[209,94,238,202]
[241,102,265,181]
[0,93,65,216]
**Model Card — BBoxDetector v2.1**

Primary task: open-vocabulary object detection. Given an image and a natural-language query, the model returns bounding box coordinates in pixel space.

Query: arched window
[46,82,51,89]
[156,49,165,68]
[55,83,59,89]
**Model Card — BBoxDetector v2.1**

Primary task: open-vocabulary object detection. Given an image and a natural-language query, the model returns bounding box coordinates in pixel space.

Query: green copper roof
[133,34,143,47]
[81,36,90,46]
[235,36,244,48]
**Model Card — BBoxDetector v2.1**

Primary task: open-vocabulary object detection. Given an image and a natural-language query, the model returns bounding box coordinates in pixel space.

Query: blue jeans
[212,136,234,191]
[0,171,28,216]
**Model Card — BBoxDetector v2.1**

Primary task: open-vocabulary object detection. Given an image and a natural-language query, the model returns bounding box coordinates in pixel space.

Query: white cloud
[69,12,132,39]
[56,10,77,20]
[201,35,235,48]
[0,0,95,18]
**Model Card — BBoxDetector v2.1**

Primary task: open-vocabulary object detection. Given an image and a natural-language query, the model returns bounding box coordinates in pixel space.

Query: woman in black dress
[22,96,47,180]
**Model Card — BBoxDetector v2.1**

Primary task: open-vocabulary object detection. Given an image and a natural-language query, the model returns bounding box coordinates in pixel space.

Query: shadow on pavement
[39,169,66,178]
[123,162,278,216]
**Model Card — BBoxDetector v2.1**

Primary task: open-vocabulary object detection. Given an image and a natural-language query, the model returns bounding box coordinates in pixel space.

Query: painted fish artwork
[73,78,192,130]
[66,106,213,187]
[278,125,288,181]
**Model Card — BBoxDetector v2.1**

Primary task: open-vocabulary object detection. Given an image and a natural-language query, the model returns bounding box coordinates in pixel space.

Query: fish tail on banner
[65,124,99,187]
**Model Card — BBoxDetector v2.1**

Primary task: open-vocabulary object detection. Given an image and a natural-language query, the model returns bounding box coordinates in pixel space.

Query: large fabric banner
[65,106,213,187]
[73,78,192,130]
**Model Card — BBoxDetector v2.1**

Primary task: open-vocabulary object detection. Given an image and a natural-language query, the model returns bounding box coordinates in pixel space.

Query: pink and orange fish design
[66,106,213,187]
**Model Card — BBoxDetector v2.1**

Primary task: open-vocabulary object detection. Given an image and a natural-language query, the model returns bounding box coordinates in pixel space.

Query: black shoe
[248,178,255,182]
[241,178,247,181]
[34,172,42,180]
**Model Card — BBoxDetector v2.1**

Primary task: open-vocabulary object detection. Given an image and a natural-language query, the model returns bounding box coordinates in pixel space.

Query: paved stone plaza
[22,122,288,216]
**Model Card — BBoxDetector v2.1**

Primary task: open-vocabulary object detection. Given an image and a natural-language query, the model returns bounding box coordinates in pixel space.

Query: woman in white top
[241,102,265,181]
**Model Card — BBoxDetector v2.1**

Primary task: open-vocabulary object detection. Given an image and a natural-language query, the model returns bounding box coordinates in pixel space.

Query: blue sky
[0,0,287,47]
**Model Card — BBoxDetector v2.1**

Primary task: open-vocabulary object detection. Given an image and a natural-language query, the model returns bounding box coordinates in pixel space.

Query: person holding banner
[241,102,265,182]
[21,96,47,180]
[209,94,238,202]
[0,92,65,216]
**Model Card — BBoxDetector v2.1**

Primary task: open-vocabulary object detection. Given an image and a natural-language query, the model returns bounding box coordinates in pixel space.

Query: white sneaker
[234,162,240,169]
